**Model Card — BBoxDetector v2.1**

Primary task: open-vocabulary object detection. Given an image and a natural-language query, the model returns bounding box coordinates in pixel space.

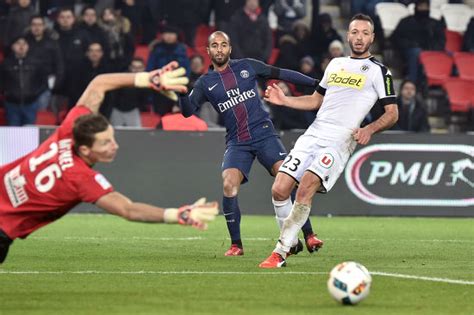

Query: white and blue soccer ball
[327,261,372,305]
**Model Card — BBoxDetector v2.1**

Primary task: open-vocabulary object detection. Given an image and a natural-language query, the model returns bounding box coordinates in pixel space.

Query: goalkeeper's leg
[0,229,13,264]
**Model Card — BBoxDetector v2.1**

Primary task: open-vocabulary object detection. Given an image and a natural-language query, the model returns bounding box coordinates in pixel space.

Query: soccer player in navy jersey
[178,31,324,256]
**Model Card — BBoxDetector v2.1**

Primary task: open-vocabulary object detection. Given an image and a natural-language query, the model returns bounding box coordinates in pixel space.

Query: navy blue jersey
[179,58,317,145]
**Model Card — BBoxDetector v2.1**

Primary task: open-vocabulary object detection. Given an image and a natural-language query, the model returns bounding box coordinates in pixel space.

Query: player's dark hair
[73,114,110,152]
[349,14,374,32]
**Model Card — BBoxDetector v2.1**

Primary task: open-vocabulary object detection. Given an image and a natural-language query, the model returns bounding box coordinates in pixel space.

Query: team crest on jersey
[361,64,370,72]
[95,174,111,190]
[240,70,249,79]
[319,153,334,169]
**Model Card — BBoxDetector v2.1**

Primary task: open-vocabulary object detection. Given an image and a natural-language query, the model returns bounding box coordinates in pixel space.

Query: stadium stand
[445,30,464,53]
[194,25,215,48]
[140,112,161,128]
[440,3,473,33]
[161,113,208,131]
[134,45,150,66]
[443,78,473,112]
[453,52,474,82]
[375,2,411,38]
[268,48,280,65]
[419,51,454,87]
[35,110,57,126]
[429,0,448,20]
[0,108,6,126]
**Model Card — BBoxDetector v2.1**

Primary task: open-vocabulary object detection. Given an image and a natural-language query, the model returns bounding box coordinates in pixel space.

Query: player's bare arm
[96,192,219,230]
[353,104,398,145]
[265,83,323,111]
[77,61,189,113]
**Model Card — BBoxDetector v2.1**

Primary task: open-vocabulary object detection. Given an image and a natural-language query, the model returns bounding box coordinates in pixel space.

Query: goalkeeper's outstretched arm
[77,61,189,114]
[96,192,219,230]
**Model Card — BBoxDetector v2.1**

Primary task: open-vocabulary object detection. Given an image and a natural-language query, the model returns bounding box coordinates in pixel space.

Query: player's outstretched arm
[265,83,323,111]
[77,61,189,114]
[96,192,219,230]
[353,104,398,145]
[247,58,319,87]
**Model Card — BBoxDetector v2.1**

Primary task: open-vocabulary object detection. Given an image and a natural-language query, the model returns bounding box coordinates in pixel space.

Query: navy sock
[223,196,242,247]
[291,189,314,238]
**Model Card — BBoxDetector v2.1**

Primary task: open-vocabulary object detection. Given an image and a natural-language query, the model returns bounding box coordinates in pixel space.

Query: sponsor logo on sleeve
[95,174,112,190]
[385,77,392,95]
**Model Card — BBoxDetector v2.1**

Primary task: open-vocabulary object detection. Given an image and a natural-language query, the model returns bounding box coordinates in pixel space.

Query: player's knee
[223,178,239,197]
[271,183,291,201]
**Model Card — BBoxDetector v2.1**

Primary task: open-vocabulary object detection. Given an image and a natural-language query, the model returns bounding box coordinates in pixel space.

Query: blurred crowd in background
[0,0,473,132]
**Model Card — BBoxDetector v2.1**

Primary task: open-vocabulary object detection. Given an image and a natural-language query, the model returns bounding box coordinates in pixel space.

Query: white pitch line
[371,272,474,285]
[0,270,472,285]
[29,236,474,243]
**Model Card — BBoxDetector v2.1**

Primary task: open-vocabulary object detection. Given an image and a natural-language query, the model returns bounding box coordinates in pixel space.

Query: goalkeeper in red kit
[0,62,219,264]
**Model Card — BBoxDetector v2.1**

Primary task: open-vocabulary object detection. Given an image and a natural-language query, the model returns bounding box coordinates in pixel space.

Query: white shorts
[278,133,354,193]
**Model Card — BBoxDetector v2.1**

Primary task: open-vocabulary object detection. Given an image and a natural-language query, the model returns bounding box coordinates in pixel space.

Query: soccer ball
[327,261,372,305]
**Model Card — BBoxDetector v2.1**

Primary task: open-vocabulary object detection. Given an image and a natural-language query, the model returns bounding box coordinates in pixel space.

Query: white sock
[272,197,292,230]
[274,202,311,257]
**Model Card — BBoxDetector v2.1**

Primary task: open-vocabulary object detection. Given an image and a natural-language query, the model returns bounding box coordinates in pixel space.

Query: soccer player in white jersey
[259,14,399,268]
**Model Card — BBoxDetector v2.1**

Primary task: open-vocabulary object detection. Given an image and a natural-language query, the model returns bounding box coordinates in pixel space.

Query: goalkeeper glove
[164,198,219,230]
[134,61,189,95]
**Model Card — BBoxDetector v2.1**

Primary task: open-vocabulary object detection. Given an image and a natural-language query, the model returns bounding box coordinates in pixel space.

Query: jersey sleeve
[245,58,273,78]
[179,78,207,117]
[73,170,114,203]
[316,60,333,96]
[374,66,397,106]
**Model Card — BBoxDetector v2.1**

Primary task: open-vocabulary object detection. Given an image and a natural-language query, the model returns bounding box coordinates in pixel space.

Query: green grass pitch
[0,214,473,315]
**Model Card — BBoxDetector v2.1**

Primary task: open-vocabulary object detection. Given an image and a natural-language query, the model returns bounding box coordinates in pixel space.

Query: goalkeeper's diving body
[0,62,219,264]
[178,31,323,257]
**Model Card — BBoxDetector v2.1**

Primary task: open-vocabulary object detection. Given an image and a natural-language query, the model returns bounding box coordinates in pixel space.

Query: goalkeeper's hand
[178,198,219,230]
[165,198,219,230]
[135,61,189,96]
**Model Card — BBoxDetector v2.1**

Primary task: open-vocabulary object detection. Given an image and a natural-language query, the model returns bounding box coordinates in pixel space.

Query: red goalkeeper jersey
[0,106,114,239]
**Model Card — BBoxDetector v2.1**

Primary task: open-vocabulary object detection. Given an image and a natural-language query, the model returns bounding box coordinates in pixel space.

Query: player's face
[347,20,374,58]
[88,125,119,163]
[207,34,231,67]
